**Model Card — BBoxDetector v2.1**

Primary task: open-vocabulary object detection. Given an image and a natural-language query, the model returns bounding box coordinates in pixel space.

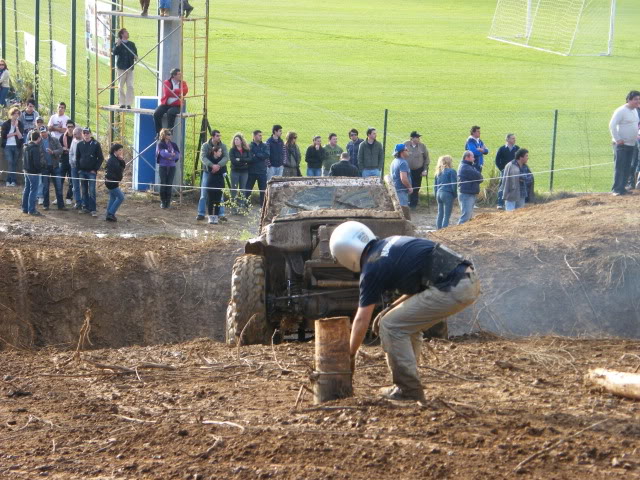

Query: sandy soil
[1,336,639,479]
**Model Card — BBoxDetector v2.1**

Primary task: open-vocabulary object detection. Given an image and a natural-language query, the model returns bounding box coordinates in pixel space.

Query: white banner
[85,0,112,60]
[52,41,67,75]
[24,32,36,64]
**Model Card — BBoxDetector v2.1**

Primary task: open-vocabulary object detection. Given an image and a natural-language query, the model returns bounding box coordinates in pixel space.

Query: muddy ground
[1,336,639,479]
[1,185,640,479]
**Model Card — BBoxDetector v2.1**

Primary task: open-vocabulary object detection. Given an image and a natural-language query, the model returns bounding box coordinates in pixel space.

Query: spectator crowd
[2,50,638,231]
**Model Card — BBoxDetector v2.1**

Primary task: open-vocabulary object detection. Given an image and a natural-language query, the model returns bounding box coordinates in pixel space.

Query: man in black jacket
[22,131,44,215]
[329,152,359,177]
[112,28,138,109]
[494,133,519,210]
[246,130,269,207]
[76,128,104,216]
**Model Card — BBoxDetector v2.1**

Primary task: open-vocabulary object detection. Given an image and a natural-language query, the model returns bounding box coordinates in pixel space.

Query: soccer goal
[488,0,616,56]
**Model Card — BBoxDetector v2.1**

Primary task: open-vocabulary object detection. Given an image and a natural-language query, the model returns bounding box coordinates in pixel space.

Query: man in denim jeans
[1,107,24,187]
[390,144,412,207]
[457,151,483,225]
[609,90,640,196]
[38,127,65,211]
[358,127,384,177]
[76,128,104,216]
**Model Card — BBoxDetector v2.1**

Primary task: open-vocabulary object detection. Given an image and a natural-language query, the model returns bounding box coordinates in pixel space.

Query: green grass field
[4,0,639,192]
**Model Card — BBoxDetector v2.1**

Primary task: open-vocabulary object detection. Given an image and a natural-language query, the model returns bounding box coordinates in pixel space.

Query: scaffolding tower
[93,0,210,189]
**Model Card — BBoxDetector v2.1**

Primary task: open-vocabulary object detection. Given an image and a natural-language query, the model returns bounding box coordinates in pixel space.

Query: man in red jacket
[153,68,189,135]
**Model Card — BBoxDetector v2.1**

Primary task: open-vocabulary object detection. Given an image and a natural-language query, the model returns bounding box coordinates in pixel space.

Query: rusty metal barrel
[312,316,353,404]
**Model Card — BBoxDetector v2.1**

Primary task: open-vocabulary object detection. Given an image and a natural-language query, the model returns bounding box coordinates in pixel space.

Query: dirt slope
[433,194,640,338]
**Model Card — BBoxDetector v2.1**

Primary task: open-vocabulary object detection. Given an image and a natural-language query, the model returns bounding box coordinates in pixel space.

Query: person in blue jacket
[457,150,483,225]
[465,125,489,172]
[434,155,457,229]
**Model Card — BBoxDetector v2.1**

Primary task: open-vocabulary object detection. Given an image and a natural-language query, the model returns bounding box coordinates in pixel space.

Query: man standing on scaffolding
[112,28,138,110]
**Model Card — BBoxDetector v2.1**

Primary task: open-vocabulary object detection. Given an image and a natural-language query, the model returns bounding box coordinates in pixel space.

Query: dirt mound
[1,336,638,479]
[432,194,640,338]
[0,236,241,350]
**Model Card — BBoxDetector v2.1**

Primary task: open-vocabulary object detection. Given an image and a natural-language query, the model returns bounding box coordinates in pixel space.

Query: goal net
[488,0,616,56]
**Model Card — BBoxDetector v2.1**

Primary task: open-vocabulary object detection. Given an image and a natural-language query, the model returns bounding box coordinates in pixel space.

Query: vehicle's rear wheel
[226,254,274,345]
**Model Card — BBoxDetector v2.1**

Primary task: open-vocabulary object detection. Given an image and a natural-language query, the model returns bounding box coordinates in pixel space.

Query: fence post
[70,0,76,121]
[48,0,53,113]
[13,0,19,66]
[86,56,90,127]
[381,108,388,179]
[549,109,558,192]
[34,0,40,108]
[1,0,6,59]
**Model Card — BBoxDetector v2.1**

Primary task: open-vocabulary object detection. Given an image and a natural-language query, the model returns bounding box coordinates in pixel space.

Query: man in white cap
[329,221,480,402]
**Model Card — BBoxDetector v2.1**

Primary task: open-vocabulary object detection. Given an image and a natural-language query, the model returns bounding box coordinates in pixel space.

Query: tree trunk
[585,368,640,400]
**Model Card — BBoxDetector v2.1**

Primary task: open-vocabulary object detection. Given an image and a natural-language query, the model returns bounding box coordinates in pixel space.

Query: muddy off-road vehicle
[226,176,415,345]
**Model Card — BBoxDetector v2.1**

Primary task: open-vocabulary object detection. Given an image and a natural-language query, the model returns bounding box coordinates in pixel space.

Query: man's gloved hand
[372,306,390,336]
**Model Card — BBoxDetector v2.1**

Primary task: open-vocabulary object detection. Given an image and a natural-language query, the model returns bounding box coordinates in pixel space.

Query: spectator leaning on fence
[283,131,301,177]
[266,125,284,180]
[156,128,180,209]
[0,59,10,107]
[105,143,126,222]
[246,130,269,208]
[502,148,530,211]
[322,133,343,176]
[38,126,65,211]
[403,131,430,210]
[457,150,483,225]
[329,152,359,177]
[76,127,104,217]
[358,127,384,177]
[434,155,457,230]
[154,68,188,134]
[68,126,83,209]
[346,129,363,169]
[113,28,138,109]
[465,125,489,172]
[609,90,640,196]
[229,133,251,212]
[48,102,69,141]
[59,121,76,205]
[197,129,228,220]
[1,106,24,187]
[390,143,412,208]
[22,131,44,216]
[494,133,519,210]
[19,100,39,138]
[305,135,324,177]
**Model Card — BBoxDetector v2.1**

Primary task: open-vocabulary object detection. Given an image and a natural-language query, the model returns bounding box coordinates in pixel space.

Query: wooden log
[585,368,640,400]
[312,317,353,404]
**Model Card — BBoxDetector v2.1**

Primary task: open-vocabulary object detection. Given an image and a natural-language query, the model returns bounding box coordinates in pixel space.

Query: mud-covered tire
[226,254,274,345]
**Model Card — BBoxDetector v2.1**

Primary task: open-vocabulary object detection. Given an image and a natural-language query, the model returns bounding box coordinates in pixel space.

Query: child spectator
[105,143,126,221]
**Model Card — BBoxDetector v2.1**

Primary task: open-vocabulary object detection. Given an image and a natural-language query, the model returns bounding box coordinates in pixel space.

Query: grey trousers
[379,271,480,399]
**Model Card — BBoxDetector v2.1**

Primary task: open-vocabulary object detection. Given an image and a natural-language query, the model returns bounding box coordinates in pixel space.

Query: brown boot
[139,0,149,16]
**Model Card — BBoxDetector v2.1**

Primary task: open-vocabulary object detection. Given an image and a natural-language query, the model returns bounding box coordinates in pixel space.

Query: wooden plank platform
[100,105,198,118]
[96,11,203,22]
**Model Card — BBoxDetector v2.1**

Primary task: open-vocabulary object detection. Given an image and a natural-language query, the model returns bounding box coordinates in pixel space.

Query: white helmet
[330,221,377,273]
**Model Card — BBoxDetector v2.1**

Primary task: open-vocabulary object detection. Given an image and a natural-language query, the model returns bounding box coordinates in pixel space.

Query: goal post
[488,0,616,56]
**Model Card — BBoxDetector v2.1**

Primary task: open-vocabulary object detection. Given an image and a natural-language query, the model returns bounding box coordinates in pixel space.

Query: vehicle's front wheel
[226,254,274,345]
